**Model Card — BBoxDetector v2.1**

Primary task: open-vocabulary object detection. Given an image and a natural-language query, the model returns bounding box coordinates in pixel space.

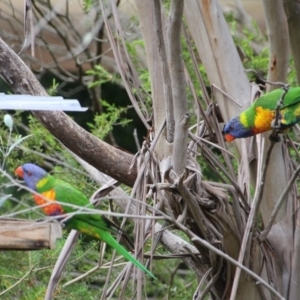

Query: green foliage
[87,100,131,140]
[288,57,298,86]
[125,39,153,113]
[229,21,269,80]
[86,65,117,88]
[0,114,33,169]
[0,236,101,300]
[167,271,198,300]
[138,68,151,92]
[47,79,59,96]
[86,64,133,140]
[82,0,94,12]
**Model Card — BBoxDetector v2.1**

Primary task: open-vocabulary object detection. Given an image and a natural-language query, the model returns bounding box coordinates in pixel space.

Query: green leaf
[0,194,12,207]
[6,134,33,157]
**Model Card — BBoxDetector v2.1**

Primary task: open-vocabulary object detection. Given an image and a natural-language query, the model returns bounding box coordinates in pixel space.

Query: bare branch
[168,0,188,174]
[154,0,174,142]
[260,163,300,241]
[45,230,79,300]
[283,0,300,84]
[262,0,289,91]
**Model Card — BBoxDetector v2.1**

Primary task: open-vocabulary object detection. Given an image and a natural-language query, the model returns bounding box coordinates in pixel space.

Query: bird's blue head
[222,116,253,141]
[15,163,47,191]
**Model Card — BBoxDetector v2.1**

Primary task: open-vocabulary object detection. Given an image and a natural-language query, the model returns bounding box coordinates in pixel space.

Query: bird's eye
[230,125,234,130]
[26,171,32,176]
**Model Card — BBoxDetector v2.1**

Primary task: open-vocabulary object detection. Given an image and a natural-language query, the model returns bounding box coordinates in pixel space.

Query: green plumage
[223,87,300,141]
[249,87,300,126]
[37,174,155,279]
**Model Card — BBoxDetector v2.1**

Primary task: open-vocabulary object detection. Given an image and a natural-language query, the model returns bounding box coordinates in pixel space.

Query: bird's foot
[269,133,281,143]
[270,119,282,130]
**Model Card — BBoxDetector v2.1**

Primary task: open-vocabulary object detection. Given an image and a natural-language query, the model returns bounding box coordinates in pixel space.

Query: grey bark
[283,0,300,84]
[263,0,289,89]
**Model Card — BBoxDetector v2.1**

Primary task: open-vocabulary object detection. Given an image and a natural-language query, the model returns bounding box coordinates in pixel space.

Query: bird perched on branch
[222,87,300,142]
[15,163,155,279]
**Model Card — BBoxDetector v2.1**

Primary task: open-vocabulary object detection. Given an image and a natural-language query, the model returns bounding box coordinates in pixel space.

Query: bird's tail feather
[100,231,155,279]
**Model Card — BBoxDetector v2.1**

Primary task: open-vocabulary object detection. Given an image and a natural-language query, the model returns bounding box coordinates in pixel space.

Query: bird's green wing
[52,179,91,210]
[255,88,300,110]
[279,105,300,127]
[52,179,112,232]
[284,88,300,105]
[280,88,300,126]
[253,88,300,128]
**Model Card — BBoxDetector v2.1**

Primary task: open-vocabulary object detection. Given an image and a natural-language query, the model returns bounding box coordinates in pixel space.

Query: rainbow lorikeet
[222,87,300,142]
[15,163,155,279]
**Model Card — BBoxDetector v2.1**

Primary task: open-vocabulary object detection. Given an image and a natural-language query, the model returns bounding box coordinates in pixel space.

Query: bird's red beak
[224,134,236,142]
[15,166,24,178]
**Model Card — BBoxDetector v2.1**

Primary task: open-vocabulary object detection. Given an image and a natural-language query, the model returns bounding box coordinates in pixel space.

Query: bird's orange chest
[253,106,275,134]
[33,189,64,216]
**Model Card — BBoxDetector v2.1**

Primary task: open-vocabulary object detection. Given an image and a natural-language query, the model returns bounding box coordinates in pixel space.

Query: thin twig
[171,218,285,300]
[63,257,124,287]
[190,134,248,210]
[0,265,36,297]
[45,230,79,300]
[245,70,288,89]
[260,163,300,241]
[193,268,212,300]
[211,84,242,107]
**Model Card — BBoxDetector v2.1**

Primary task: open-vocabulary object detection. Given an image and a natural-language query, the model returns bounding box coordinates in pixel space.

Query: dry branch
[168,0,188,175]
[0,219,62,250]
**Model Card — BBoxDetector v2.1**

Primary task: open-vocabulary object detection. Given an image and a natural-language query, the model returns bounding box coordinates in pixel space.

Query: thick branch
[134,0,173,160]
[154,0,174,143]
[0,37,137,186]
[283,0,300,84]
[168,0,188,175]
[262,0,289,91]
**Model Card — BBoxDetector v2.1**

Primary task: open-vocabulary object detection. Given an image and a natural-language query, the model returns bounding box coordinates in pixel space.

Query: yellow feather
[254,107,274,133]
[240,111,248,127]
[36,177,49,189]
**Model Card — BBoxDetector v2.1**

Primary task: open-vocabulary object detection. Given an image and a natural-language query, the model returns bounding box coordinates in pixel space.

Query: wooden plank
[0,219,62,250]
